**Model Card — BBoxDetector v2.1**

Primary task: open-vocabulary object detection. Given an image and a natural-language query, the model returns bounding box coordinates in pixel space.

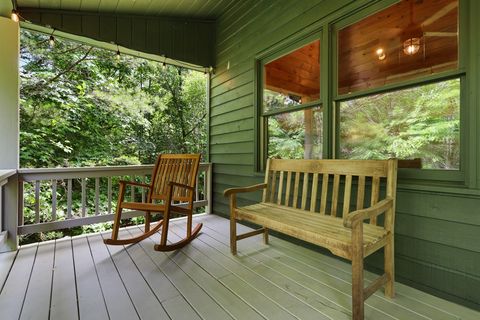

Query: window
[339,78,460,170]
[259,37,323,164]
[336,0,461,172]
[257,0,465,180]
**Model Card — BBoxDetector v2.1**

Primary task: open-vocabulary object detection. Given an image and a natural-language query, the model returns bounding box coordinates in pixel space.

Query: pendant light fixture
[49,29,56,48]
[403,1,422,56]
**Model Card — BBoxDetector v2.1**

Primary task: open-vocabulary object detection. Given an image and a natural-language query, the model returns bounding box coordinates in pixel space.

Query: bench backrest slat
[301,173,309,210]
[264,158,397,228]
[285,171,292,207]
[356,176,366,210]
[310,173,319,212]
[370,176,380,224]
[292,172,300,208]
[342,175,352,219]
[277,171,284,205]
[331,174,340,217]
[320,173,329,215]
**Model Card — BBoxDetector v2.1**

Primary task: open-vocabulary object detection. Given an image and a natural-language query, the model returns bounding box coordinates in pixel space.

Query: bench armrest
[343,197,394,228]
[224,183,267,197]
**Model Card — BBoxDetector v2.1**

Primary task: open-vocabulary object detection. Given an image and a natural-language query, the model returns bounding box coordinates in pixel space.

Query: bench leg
[230,213,237,255]
[263,227,269,245]
[384,236,395,298]
[351,222,364,320]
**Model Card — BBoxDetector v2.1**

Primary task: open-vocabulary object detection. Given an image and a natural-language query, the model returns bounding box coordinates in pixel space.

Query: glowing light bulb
[403,38,420,56]
[49,35,55,47]
[375,48,386,60]
[11,10,19,22]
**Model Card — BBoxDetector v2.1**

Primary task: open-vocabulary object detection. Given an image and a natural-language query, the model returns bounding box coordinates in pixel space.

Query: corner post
[0,17,20,252]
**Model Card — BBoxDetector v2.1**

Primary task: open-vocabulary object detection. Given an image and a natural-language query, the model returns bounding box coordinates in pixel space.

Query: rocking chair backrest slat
[149,154,201,203]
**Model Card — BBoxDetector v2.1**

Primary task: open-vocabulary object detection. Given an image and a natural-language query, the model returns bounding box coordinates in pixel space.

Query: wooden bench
[224,158,398,320]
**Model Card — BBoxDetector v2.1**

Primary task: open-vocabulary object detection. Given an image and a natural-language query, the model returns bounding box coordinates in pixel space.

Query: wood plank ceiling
[16,0,236,19]
[9,0,237,69]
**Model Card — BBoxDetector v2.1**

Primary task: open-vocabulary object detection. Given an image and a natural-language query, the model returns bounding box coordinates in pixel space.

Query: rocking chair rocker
[103,154,202,251]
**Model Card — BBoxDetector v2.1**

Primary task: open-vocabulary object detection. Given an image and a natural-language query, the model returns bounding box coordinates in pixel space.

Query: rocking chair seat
[121,202,166,212]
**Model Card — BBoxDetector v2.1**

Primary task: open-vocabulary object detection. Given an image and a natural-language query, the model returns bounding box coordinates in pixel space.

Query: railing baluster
[196,174,200,201]
[67,179,72,219]
[81,178,86,217]
[35,180,40,223]
[131,175,135,201]
[107,177,112,215]
[51,180,57,221]
[141,176,146,202]
[95,177,100,215]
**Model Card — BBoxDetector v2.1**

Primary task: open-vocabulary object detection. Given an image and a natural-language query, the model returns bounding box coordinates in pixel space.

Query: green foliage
[339,79,460,169]
[19,30,207,244]
[20,30,207,168]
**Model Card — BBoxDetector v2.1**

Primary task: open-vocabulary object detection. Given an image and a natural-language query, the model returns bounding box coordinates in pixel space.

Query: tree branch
[47,47,93,85]
[185,112,207,137]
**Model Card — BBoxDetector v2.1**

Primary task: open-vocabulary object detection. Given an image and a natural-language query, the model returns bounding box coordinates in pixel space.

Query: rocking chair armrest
[168,181,195,191]
[343,197,394,228]
[223,183,267,197]
[119,180,152,189]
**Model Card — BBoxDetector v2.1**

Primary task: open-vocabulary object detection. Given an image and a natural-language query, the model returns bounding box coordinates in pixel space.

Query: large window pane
[268,107,323,159]
[263,40,320,113]
[339,79,460,170]
[338,0,458,95]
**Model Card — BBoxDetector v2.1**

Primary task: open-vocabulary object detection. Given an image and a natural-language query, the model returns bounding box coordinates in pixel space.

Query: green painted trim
[261,101,321,117]
[334,70,465,102]
[206,74,211,162]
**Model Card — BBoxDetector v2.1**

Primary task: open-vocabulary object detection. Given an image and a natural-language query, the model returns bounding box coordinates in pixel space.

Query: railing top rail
[0,169,16,182]
[18,165,155,174]
[17,163,211,181]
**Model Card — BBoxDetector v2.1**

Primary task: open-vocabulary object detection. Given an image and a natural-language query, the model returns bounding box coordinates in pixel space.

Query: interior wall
[210,0,480,310]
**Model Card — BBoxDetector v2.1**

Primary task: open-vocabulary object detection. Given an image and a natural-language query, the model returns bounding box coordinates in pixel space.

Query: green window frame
[331,0,468,185]
[254,0,472,188]
[255,31,326,172]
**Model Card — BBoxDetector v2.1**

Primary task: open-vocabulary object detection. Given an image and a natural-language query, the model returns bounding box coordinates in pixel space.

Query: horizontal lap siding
[210,0,480,310]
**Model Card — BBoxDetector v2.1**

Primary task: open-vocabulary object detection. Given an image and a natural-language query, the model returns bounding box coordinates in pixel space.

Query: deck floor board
[0,214,479,320]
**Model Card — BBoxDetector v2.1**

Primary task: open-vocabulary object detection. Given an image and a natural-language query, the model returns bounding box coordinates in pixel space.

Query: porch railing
[0,170,16,246]
[17,163,212,235]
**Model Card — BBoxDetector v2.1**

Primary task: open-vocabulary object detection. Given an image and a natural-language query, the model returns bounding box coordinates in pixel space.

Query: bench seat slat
[235,203,388,259]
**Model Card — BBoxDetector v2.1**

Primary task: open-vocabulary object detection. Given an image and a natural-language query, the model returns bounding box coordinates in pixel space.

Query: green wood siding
[211,0,480,310]
[19,8,215,67]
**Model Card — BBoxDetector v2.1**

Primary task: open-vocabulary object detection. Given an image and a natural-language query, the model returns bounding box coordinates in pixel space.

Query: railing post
[0,174,19,252]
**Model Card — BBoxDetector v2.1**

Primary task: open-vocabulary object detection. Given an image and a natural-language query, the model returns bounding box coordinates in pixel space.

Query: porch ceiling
[13,0,236,19]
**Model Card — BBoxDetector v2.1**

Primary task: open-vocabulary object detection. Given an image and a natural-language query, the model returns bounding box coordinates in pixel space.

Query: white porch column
[0,16,19,252]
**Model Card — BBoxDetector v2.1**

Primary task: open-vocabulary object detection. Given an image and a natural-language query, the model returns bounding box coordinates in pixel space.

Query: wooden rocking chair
[103,154,202,251]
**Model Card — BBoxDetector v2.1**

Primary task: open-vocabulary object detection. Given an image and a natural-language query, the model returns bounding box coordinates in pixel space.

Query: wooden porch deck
[0,214,478,320]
